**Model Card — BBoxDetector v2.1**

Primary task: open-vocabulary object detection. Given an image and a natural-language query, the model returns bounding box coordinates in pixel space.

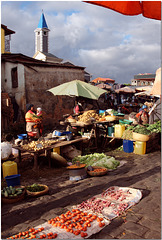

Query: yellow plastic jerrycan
[53,147,60,155]
[134,141,146,155]
[114,124,125,138]
[2,161,18,178]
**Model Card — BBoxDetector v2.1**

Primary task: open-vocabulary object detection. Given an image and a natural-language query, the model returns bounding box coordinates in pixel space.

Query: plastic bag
[1,142,12,160]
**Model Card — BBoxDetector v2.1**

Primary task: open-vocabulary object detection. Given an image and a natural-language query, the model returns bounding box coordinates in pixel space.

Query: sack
[1,142,12,160]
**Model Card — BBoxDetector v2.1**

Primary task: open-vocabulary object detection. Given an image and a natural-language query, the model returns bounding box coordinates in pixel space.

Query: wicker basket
[26,184,49,197]
[2,186,26,204]
[133,132,150,142]
[87,166,108,177]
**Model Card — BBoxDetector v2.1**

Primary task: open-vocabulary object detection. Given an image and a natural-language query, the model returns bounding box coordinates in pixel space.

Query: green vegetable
[16,191,22,195]
[12,188,16,195]
[72,153,120,169]
[4,190,8,197]
[133,125,151,135]
[26,184,45,192]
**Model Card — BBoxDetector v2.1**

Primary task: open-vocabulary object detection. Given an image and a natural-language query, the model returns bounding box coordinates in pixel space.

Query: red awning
[85,1,161,20]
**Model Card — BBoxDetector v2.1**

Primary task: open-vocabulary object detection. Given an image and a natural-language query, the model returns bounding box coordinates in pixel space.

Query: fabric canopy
[95,83,112,89]
[150,67,161,96]
[115,86,135,93]
[47,79,107,100]
[135,86,152,92]
[85,1,161,20]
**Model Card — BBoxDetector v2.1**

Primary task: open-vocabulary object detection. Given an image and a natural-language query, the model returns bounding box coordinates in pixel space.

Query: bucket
[2,161,18,178]
[123,140,134,153]
[99,110,105,116]
[134,141,146,155]
[53,147,60,155]
[5,174,21,187]
[114,124,125,138]
[108,126,114,137]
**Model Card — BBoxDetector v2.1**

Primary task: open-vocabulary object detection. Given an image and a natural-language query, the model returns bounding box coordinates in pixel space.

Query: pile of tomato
[89,168,107,173]
[7,227,57,239]
[48,208,105,238]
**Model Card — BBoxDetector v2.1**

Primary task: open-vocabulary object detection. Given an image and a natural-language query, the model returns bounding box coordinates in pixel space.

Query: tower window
[44,31,47,35]
[38,32,40,35]
[11,67,18,88]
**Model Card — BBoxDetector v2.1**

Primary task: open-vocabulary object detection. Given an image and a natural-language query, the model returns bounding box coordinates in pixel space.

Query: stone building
[1,53,85,130]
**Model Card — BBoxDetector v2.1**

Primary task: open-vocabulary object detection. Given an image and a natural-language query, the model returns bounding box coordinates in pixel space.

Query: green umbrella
[47,80,107,100]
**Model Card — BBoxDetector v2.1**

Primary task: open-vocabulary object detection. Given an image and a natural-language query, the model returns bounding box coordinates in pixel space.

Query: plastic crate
[119,119,133,125]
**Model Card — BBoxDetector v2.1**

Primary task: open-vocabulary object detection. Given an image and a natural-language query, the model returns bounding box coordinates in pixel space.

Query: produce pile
[72,153,120,170]
[26,183,45,192]
[126,120,161,136]
[21,139,58,151]
[7,227,58,239]
[1,186,24,198]
[77,110,99,123]
[122,120,161,140]
[122,129,133,140]
[47,209,106,238]
[75,186,142,220]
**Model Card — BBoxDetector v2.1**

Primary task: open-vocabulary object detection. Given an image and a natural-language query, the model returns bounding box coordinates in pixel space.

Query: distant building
[1,24,15,53]
[131,73,155,86]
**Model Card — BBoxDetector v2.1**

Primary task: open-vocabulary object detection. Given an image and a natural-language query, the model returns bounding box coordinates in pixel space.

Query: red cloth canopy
[85,1,161,20]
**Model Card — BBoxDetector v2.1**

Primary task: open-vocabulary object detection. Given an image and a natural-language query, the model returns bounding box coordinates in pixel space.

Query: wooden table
[12,137,85,170]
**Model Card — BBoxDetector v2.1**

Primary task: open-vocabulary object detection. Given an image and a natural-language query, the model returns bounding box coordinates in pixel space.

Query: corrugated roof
[37,13,48,29]
[91,77,115,83]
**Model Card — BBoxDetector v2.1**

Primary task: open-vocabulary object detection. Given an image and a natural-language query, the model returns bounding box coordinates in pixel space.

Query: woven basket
[87,166,108,177]
[2,186,26,204]
[133,132,150,142]
[26,184,49,197]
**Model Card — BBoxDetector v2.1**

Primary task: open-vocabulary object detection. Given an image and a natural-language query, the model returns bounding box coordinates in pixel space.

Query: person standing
[25,104,40,137]
[136,105,149,125]
[36,107,43,136]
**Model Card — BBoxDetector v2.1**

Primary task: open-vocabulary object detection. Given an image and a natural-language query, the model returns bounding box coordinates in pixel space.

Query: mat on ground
[8,186,142,239]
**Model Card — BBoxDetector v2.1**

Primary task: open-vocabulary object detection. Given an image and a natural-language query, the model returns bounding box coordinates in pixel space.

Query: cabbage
[72,153,120,169]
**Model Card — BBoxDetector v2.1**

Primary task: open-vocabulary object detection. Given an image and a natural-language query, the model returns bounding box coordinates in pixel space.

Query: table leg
[47,149,51,168]
[33,153,39,170]
[18,149,22,163]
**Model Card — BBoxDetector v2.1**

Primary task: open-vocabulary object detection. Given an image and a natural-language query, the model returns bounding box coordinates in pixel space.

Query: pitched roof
[91,77,115,83]
[1,53,84,70]
[41,52,60,59]
[1,24,15,35]
[37,13,48,29]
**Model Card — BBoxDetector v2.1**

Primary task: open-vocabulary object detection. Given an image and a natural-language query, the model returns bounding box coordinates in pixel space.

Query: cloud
[1,1,161,83]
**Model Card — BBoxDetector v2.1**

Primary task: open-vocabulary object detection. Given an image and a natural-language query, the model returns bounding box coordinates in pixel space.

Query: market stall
[12,137,85,170]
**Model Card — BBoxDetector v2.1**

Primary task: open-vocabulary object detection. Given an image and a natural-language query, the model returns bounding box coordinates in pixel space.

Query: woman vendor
[25,104,40,138]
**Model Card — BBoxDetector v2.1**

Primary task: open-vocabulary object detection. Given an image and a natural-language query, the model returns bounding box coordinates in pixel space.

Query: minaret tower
[34,10,50,53]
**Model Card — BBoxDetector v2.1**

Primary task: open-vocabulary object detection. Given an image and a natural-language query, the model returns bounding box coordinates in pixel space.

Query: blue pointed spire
[37,12,48,28]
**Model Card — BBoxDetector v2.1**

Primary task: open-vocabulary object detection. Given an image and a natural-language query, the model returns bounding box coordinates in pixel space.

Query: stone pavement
[1,149,161,239]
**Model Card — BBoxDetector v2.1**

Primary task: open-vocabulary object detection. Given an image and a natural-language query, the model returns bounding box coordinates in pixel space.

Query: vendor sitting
[25,104,41,138]
[136,105,149,125]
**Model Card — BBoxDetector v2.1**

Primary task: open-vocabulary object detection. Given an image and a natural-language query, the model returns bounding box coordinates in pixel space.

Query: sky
[1,1,161,84]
